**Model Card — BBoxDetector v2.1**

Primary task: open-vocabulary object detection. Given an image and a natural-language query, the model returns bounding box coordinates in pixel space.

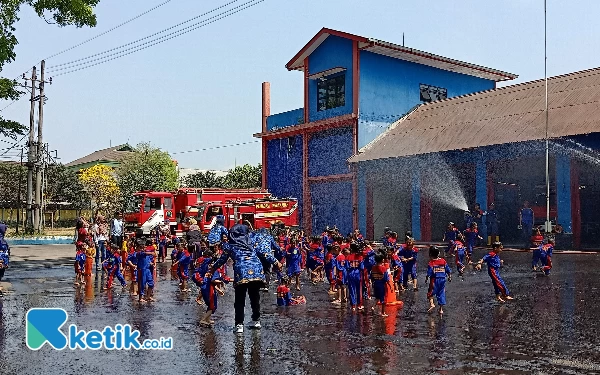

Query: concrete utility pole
[34,60,46,233]
[26,66,37,233]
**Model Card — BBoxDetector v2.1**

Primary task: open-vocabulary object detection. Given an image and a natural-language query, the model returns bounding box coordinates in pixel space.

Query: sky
[0,0,599,170]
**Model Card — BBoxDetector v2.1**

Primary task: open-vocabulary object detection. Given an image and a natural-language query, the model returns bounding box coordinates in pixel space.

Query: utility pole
[34,60,46,233]
[26,66,37,234]
[16,147,24,235]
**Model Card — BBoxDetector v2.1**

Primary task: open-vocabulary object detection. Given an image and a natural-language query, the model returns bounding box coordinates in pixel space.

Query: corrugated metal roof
[287,28,517,82]
[349,67,600,163]
[65,144,133,167]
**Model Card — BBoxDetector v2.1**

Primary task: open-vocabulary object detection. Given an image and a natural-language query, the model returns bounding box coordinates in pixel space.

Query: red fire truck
[124,188,298,236]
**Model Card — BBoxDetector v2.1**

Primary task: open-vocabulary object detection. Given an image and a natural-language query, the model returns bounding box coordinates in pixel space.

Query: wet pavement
[1,246,600,374]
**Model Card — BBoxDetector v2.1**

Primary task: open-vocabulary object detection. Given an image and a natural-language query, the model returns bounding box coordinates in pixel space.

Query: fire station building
[255,28,516,237]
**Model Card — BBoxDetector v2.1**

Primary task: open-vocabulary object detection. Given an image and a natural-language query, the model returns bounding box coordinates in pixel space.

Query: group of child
[270,224,524,315]
[71,213,555,326]
[73,233,159,302]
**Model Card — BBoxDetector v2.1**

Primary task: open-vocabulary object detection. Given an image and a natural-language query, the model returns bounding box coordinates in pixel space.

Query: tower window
[317,74,346,111]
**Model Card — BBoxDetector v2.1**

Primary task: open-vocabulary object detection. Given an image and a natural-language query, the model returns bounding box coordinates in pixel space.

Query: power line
[170,140,260,155]
[1,0,177,111]
[47,0,240,71]
[53,0,264,77]
[43,0,176,61]
[0,134,27,156]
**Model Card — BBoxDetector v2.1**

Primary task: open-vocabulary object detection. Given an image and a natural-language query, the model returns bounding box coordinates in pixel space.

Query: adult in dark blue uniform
[486,203,499,245]
[519,201,535,249]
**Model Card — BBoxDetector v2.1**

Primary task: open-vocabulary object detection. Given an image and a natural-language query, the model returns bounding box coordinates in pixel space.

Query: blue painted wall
[357,165,367,236]
[308,127,353,177]
[556,154,572,233]
[311,180,353,235]
[308,36,354,122]
[266,108,304,131]
[267,136,304,221]
[358,50,495,148]
[411,168,421,240]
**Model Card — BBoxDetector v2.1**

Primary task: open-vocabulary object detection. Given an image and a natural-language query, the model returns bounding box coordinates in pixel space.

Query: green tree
[181,170,224,188]
[0,0,100,138]
[116,143,178,210]
[222,164,262,189]
[0,161,26,223]
[45,163,89,213]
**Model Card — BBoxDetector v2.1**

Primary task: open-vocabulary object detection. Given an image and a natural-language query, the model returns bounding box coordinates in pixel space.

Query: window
[420,83,447,102]
[205,205,223,222]
[143,198,162,213]
[164,197,173,210]
[317,74,345,111]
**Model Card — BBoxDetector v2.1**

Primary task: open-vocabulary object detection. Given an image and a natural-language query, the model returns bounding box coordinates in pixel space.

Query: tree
[116,143,178,210]
[0,0,100,138]
[45,163,89,213]
[78,164,120,217]
[0,161,26,222]
[222,164,262,189]
[181,170,224,188]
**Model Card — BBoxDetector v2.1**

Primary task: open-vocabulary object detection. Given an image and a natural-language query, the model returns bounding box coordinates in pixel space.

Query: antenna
[402,33,405,46]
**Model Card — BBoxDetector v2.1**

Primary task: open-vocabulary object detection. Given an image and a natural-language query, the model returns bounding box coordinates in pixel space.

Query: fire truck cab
[124,191,177,236]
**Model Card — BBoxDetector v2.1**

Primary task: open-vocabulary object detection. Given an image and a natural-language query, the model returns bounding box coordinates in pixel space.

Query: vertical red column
[302,133,311,235]
[303,58,309,124]
[571,159,581,249]
[352,121,358,230]
[302,58,311,234]
[351,41,360,231]
[366,175,374,240]
[261,82,270,190]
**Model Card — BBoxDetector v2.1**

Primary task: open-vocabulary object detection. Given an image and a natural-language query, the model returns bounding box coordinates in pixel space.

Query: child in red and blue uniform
[362,242,375,300]
[199,267,226,327]
[454,240,467,276]
[531,232,544,271]
[74,242,86,285]
[105,247,126,290]
[306,236,324,283]
[276,276,306,306]
[192,250,214,304]
[325,245,337,295]
[332,246,348,305]
[476,242,514,303]
[443,222,460,257]
[285,238,302,291]
[126,248,138,295]
[399,238,419,291]
[388,246,404,293]
[346,243,364,311]
[426,246,452,315]
[370,252,390,316]
[463,222,483,263]
[135,240,155,302]
[539,239,554,276]
[381,227,392,248]
[173,243,192,292]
